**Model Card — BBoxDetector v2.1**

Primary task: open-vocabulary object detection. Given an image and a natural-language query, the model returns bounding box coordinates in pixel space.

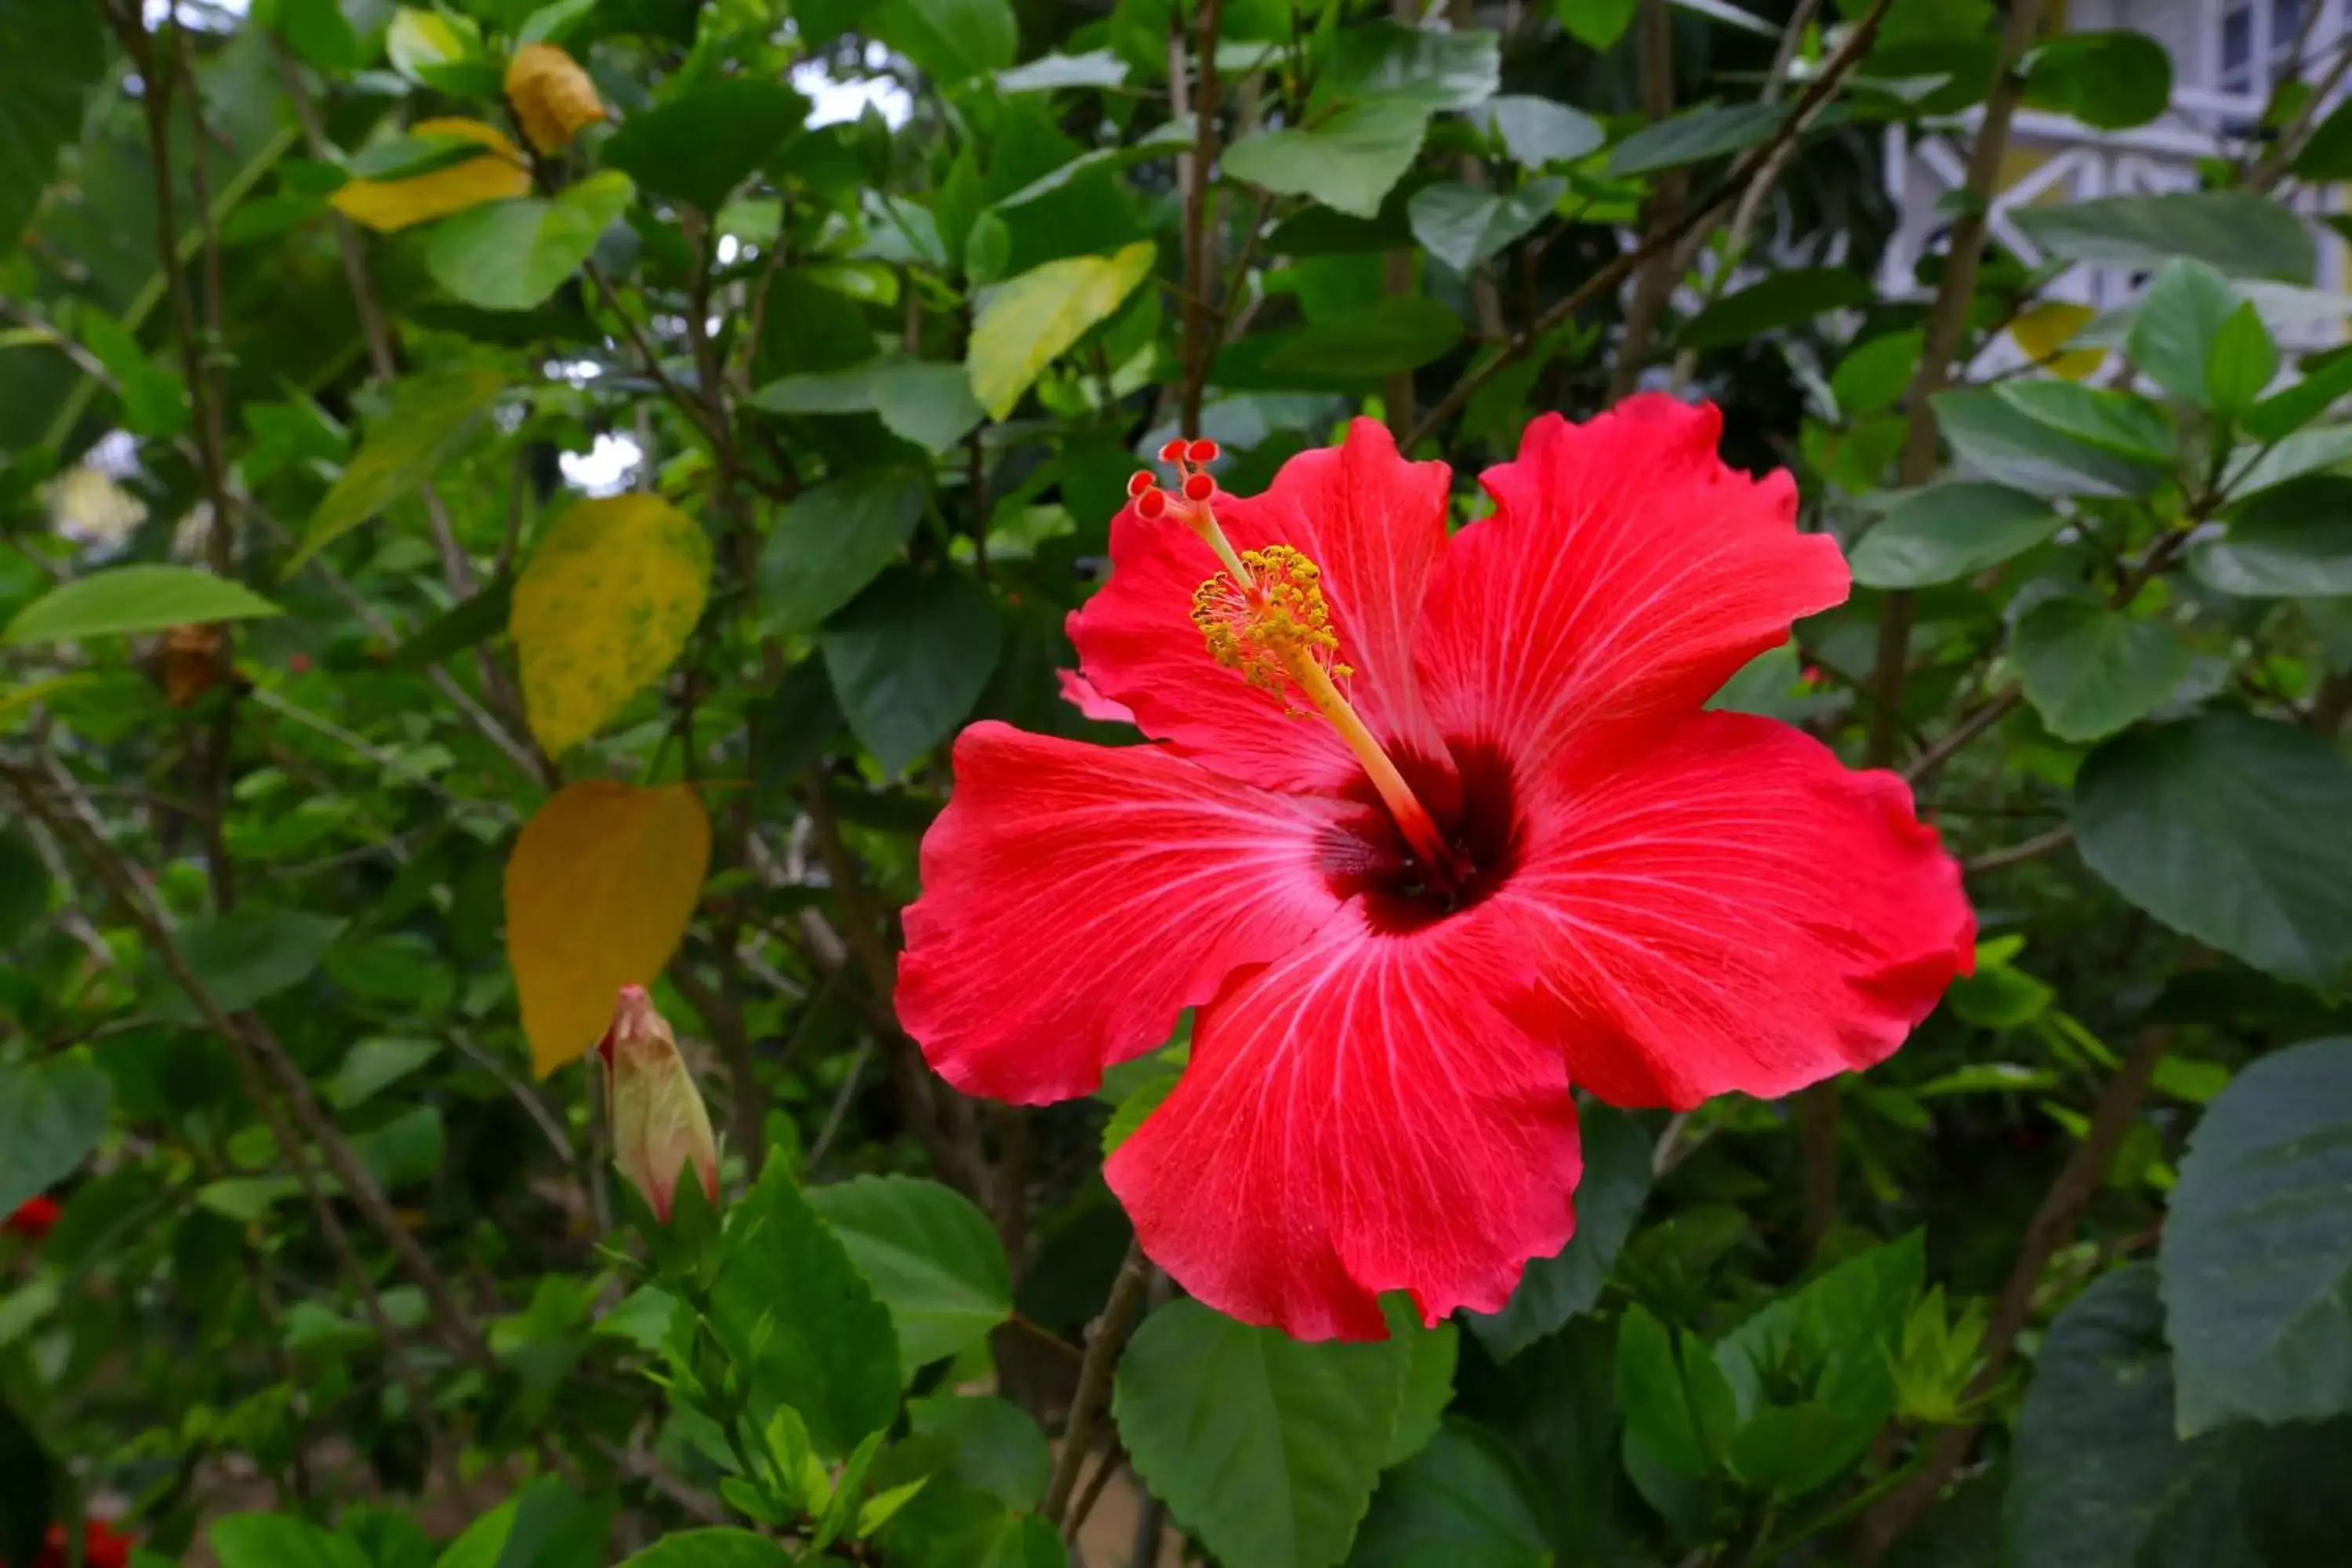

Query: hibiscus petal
[1069,419,1452,792]
[1508,712,1973,1109]
[1418,396,1849,775]
[1056,667,1134,725]
[898,721,1351,1105]
[1108,902,1581,1341]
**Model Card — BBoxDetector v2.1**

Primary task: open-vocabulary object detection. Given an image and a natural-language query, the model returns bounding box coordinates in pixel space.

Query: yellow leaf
[967,241,1157,420]
[330,118,530,234]
[510,493,712,756]
[387,7,471,80]
[507,782,712,1075]
[506,42,606,154]
[2011,301,2104,381]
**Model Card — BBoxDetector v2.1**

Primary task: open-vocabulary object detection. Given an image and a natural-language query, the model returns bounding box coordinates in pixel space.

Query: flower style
[898,399,1973,1341]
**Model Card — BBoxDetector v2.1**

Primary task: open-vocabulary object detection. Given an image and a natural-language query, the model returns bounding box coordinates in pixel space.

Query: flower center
[1131,441,1462,884]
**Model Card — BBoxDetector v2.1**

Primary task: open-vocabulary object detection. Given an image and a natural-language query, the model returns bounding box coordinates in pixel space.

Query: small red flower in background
[13,1519,136,1568]
[898,399,1973,1340]
[5,1197,60,1242]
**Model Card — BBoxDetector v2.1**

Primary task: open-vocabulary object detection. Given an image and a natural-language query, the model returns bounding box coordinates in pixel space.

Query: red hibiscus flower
[5,1197,61,1243]
[22,1519,135,1568]
[898,398,1973,1340]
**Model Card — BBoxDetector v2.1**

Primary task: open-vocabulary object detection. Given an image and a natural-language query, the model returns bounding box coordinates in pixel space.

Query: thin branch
[1608,0,1686,403]
[1403,0,1894,448]
[1964,824,2072,876]
[1856,1027,2172,1561]
[1178,0,1224,433]
[1043,1240,1152,1534]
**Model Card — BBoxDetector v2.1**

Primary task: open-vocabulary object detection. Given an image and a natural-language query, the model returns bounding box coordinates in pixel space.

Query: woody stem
[1280,650,1457,875]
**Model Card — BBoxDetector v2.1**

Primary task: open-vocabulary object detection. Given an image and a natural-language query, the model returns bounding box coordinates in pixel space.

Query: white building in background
[1879,0,2351,363]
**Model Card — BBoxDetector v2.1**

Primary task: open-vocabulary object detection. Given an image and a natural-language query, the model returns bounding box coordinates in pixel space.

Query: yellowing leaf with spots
[967,241,1156,420]
[329,118,531,234]
[511,493,712,757]
[506,782,711,1075]
[2011,301,2105,381]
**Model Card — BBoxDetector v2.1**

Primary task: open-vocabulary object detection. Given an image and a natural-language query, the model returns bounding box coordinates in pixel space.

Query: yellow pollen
[1190,545,1353,707]
[1189,544,1459,877]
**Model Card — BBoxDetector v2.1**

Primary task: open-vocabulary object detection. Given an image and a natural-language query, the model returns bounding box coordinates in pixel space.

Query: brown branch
[1178,0,1224,434]
[1608,0,1686,403]
[1964,823,2072,876]
[1403,0,1894,449]
[1043,1240,1152,1534]
[1856,1027,2172,1561]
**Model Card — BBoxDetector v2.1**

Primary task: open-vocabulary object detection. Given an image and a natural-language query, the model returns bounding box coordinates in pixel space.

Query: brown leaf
[506,43,606,155]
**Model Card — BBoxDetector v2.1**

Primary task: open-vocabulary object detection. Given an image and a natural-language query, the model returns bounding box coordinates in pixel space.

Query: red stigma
[1181,472,1215,503]
[1186,438,1219,464]
[1136,488,1168,521]
[1158,438,1189,463]
[1127,470,1156,498]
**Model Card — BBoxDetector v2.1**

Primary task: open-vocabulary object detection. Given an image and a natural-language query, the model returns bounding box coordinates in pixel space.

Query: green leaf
[1385,1318,1460,1467]
[1930,389,2163,497]
[1116,1299,1410,1568]
[1262,298,1465,378]
[1468,1106,1653,1359]
[612,1531,795,1568]
[384,576,514,673]
[0,1054,108,1218]
[818,566,1002,776]
[1607,103,1784,177]
[211,1514,374,1568]
[1679,267,1877,352]
[2021,31,2172,129]
[0,0,107,253]
[1847,483,2063,589]
[3,565,284,646]
[1222,108,1432,221]
[602,82,808,214]
[154,910,347,1023]
[1833,330,1925,419]
[756,468,929,637]
[1347,1421,1552,1568]
[2072,714,2352,991]
[907,1396,1051,1508]
[878,0,1018,85]
[2194,479,2352,597]
[1990,382,2175,465]
[2014,193,2317,284]
[290,369,506,574]
[2207,301,2279,416]
[751,360,984,455]
[2012,599,2189,743]
[808,1175,1011,1372]
[1103,1073,1176,1158]
[1322,23,1500,112]
[268,0,358,82]
[2004,1268,2245,1568]
[1406,178,1561,274]
[2128,257,2241,408]
[709,1162,902,1457]
[967,241,1156,419]
[2161,1037,2352,1433]
[426,172,635,312]
[2244,351,2352,442]
[1615,1305,1710,1477]
[1559,0,1637,49]
[2223,422,2352,502]
[1474,96,1603,168]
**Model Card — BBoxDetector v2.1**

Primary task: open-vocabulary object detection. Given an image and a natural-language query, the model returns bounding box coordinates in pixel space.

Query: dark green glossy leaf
[426,172,634,312]
[1262,297,1464,377]
[1475,96,1603,167]
[1991,381,2175,464]
[2073,714,2352,990]
[2015,193,2317,284]
[2194,477,2352,597]
[751,360,984,455]
[2209,301,2280,416]
[2129,257,2240,408]
[818,566,1003,776]
[2161,1037,2352,1433]
[383,576,513,673]
[2012,599,2190,742]
[1847,482,2063,588]
[907,1396,1050,1508]
[1322,23,1499,112]
[1680,267,1876,352]
[2021,31,2172,130]
[603,81,808,213]
[1468,1106,1653,1359]
[0,1053,108,1218]
[1607,103,1784,176]
[1223,108,1432,220]
[1348,1421,1551,1568]
[808,1175,1011,1371]
[757,468,928,637]
[0,0,107,252]
[1406,178,1561,274]
[1930,389,2163,497]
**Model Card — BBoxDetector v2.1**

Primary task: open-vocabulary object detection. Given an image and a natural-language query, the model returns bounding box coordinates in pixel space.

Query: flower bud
[596,986,719,1222]
[506,43,606,154]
